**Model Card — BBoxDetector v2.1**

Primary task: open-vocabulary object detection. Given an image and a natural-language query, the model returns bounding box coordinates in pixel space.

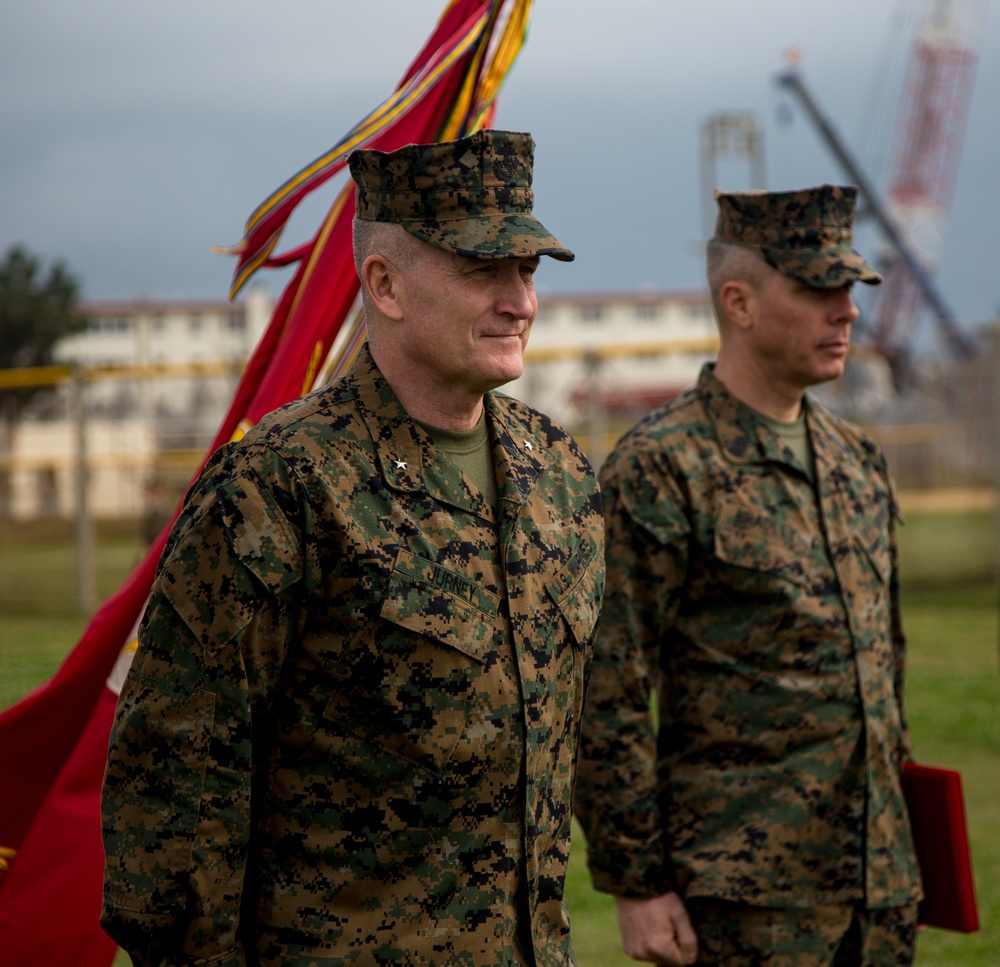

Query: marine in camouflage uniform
[574,186,921,967]
[101,131,605,967]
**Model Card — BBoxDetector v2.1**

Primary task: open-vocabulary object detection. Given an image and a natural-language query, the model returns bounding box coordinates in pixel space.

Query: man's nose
[496,270,535,318]
[832,287,860,324]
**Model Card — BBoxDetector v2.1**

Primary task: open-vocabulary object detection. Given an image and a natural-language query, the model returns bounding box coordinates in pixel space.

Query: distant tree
[0,244,81,371]
[0,245,82,518]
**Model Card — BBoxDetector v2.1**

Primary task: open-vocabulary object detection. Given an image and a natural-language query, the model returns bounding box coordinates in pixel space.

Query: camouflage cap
[713,184,882,287]
[348,129,574,261]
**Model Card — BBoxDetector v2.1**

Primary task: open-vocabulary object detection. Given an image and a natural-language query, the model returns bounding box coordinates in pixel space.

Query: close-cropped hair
[352,219,423,314]
[705,237,767,297]
[352,219,423,275]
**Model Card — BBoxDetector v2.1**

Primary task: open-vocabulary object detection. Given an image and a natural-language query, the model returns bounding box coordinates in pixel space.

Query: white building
[61,287,274,368]
[55,284,718,430]
[515,288,718,426]
[54,287,274,436]
[9,286,718,519]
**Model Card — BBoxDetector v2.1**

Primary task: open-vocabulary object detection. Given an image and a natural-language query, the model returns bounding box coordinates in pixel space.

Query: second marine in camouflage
[575,185,921,966]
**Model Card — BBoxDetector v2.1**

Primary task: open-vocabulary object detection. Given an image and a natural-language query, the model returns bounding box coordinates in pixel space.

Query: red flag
[0,3,533,963]
[0,687,124,966]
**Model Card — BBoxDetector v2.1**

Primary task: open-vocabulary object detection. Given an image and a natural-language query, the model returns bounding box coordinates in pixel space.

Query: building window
[633,304,660,321]
[226,313,247,333]
[188,315,203,333]
[580,305,605,323]
[87,316,131,336]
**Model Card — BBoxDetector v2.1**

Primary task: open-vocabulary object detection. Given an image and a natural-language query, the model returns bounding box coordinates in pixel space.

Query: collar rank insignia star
[523,439,533,451]
[394,460,407,470]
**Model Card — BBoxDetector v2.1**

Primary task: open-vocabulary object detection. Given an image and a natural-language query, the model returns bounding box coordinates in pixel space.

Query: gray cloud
[1,0,996,336]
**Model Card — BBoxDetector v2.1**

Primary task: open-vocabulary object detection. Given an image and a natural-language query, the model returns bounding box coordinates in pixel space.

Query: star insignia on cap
[394,460,408,470]
[522,439,533,451]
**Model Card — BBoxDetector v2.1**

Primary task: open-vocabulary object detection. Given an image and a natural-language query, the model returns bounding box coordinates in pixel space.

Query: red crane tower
[872,0,986,383]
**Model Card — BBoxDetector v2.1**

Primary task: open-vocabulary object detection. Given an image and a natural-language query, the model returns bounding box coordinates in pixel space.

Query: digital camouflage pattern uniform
[575,365,920,907]
[102,130,604,967]
[101,346,604,967]
[574,187,921,948]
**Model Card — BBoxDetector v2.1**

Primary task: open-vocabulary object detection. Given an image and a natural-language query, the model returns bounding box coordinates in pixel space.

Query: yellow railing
[0,359,244,390]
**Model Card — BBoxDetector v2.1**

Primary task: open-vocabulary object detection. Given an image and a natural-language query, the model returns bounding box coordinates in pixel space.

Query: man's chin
[806,355,848,386]
[479,360,524,392]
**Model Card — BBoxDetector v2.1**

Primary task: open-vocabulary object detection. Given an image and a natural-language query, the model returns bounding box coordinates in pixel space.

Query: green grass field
[1,509,997,965]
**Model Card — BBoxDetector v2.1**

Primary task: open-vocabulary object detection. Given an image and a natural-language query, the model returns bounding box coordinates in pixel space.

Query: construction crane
[778,0,985,389]
[873,0,986,383]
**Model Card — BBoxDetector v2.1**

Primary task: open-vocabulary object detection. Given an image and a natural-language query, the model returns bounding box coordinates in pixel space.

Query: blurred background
[1,2,997,964]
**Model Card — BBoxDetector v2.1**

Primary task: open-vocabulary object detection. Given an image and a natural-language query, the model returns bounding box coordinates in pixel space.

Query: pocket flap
[379,548,498,660]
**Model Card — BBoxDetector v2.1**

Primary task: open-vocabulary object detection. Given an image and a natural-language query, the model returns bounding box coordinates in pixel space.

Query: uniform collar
[484,391,546,509]
[697,362,848,473]
[349,344,547,507]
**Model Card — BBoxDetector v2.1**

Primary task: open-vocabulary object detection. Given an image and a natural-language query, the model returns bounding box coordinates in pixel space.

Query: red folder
[901,762,979,932]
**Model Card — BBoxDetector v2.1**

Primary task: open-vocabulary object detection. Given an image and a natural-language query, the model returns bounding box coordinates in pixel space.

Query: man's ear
[361,253,404,321]
[718,279,754,332]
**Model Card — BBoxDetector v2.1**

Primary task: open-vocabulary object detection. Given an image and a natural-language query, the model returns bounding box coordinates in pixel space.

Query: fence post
[72,365,96,614]
[583,351,608,471]
[0,395,13,531]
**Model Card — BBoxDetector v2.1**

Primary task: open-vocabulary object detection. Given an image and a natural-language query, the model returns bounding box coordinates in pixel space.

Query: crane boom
[776,66,972,358]
[778,67,974,385]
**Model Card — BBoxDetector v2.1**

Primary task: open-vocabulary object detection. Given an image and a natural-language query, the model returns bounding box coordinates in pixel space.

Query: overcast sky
[2,1,997,347]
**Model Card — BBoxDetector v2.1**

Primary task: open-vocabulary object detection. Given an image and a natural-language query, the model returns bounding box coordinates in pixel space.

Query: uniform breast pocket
[714,504,817,589]
[323,549,499,775]
[546,534,602,648]
[855,504,893,587]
